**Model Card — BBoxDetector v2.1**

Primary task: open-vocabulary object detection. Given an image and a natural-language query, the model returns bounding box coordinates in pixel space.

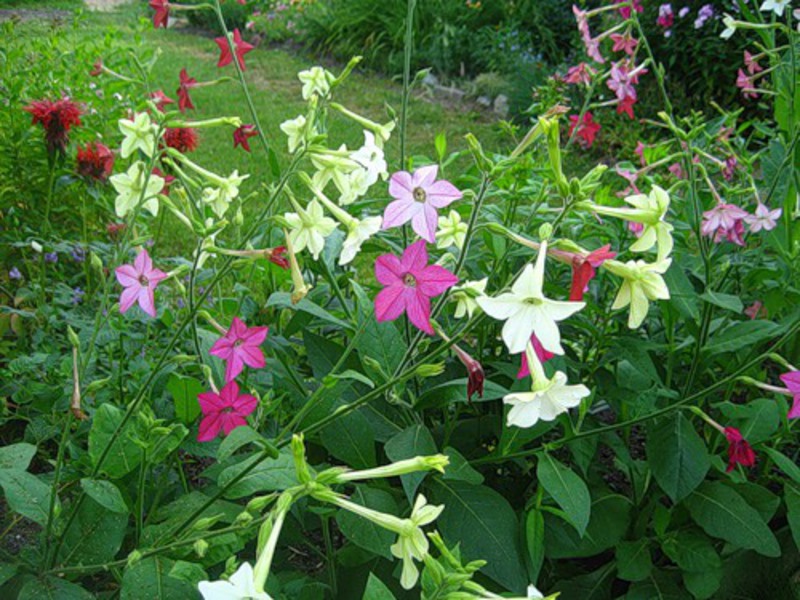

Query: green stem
[398,0,417,171]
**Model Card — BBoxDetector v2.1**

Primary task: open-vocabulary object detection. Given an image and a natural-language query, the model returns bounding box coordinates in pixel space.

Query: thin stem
[398,0,417,171]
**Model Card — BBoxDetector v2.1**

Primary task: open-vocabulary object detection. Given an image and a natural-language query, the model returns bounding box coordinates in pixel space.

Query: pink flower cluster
[701,202,781,246]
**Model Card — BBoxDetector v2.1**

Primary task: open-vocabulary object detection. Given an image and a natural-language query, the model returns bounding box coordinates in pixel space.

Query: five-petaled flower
[110,161,165,217]
[723,427,756,472]
[150,89,175,112]
[383,165,462,243]
[215,29,255,71]
[374,240,458,335]
[115,249,167,318]
[198,562,271,600]
[209,317,269,383]
[233,124,258,152]
[197,380,259,442]
[568,112,601,148]
[24,96,82,154]
[177,68,198,112]
[149,0,169,28]
[701,202,749,246]
[604,258,671,328]
[119,112,158,158]
[744,203,781,233]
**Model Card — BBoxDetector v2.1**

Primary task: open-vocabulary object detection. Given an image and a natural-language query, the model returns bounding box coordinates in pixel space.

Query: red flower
[76,142,115,182]
[214,29,255,71]
[568,112,600,148]
[517,333,554,380]
[152,167,175,195]
[267,246,289,269]
[568,244,616,302]
[107,222,127,239]
[24,97,82,154]
[233,124,258,152]
[149,0,169,28]
[164,127,199,152]
[177,68,197,112]
[150,89,175,112]
[453,345,484,401]
[616,97,636,120]
[90,60,103,77]
[724,427,756,472]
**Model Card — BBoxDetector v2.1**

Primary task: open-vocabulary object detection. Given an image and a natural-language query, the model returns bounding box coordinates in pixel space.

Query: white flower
[760,0,790,17]
[604,258,671,328]
[298,66,331,100]
[350,130,387,186]
[504,371,590,428]
[390,495,444,590]
[527,585,545,599]
[284,199,338,260]
[435,209,468,249]
[336,167,371,206]
[477,241,585,355]
[720,14,737,39]
[198,562,271,600]
[31,241,43,253]
[450,278,487,319]
[340,216,382,265]
[110,161,164,217]
[119,112,158,159]
[280,115,308,154]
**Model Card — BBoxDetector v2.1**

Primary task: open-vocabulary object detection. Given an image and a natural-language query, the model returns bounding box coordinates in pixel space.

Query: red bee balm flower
[233,124,258,152]
[215,29,255,71]
[724,427,756,472]
[209,317,269,382]
[177,68,197,112]
[24,97,82,153]
[149,0,169,28]
[76,142,115,182]
[197,380,258,442]
[164,127,199,153]
[374,240,458,335]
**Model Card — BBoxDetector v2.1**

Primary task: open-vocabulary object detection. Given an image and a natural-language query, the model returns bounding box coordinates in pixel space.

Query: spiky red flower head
[164,127,199,153]
[24,97,83,153]
[76,141,115,182]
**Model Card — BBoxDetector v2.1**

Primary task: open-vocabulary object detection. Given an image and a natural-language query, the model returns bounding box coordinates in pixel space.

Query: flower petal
[375,254,405,285]
[425,179,462,208]
[119,286,139,314]
[115,264,139,287]
[406,288,433,334]
[401,239,429,272]
[417,264,458,297]
[374,285,407,322]
[382,198,417,230]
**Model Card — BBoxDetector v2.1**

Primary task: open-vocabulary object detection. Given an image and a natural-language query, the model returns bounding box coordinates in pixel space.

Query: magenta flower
[517,333,554,380]
[779,371,800,419]
[197,380,258,442]
[610,32,638,55]
[209,317,269,382]
[383,165,462,243]
[115,249,167,318]
[374,240,458,335]
[701,203,749,246]
[565,63,596,85]
[744,203,781,233]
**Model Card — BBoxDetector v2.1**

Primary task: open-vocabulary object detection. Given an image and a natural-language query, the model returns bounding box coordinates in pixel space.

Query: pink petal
[375,254,405,285]
[221,413,247,435]
[230,317,247,338]
[238,345,265,370]
[219,380,241,404]
[388,171,414,201]
[119,286,140,314]
[417,264,458,297]
[241,325,268,345]
[780,371,800,393]
[233,393,258,417]
[209,337,234,361]
[374,284,407,322]
[115,264,139,287]
[198,413,223,441]
[198,390,225,414]
[401,240,429,272]
[411,203,438,243]
[788,396,800,420]
[425,180,462,208]
[147,268,168,285]
[224,354,245,382]
[138,286,157,318]
[382,198,417,230]
[405,288,433,335]
[413,164,439,188]
[134,249,153,274]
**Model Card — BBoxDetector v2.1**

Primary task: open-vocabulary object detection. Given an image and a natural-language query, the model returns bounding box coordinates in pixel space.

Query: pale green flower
[298,66,332,100]
[310,146,359,191]
[450,278,487,319]
[335,167,371,206]
[604,258,671,328]
[110,161,164,217]
[200,170,248,218]
[436,209,468,249]
[340,215,382,265]
[284,200,338,260]
[119,112,158,159]
[280,115,308,154]
[720,14,737,39]
[390,495,444,590]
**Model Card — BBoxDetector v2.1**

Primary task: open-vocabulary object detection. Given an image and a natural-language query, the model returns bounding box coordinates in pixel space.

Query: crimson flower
[723,427,756,472]
[453,345,484,401]
[267,246,289,269]
[209,317,269,382]
[374,240,458,335]
[24,97,82,154]
[568,112,600,148]
[517,333,554,380]
[177,68,197,112]
[233,124,258,152]
[657,4,674,28]
[779,371,800,419]
[568,244,616,302]
[149,0,169,28]
[616,0,643,18]
[90,60,103,76]
[76,141,115,182]
[150,89,175,112]
[616,97,636,119]
[115,249,167,318]
[197,380,258,442]
[215,29,255,71]
[164,127,199,152]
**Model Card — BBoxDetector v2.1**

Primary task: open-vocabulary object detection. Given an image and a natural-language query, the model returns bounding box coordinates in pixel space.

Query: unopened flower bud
[192,514,225,532]
[193,539,209,558]
[246,494,277,514]
[538,223,553,242]
[67,326,80,348]
[415,363,445,378]
[127,550,143,568]
[234,511,254,527]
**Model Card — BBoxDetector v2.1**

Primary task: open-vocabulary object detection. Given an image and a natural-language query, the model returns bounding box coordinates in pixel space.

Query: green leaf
[785,483,800,552]
[414,378,509,409]
[166,374,204,425]
[544,493,631,559]
[429,480,527,592]
[121,557,197,600]
[0,469,55,526]
[88,404,143,479]
[217,450,296,499]
[537,453,591,537]
[19,577,93,600]
[699,291,743,313]
[663,264,699,321]
[148,423,188,464]
[168,561,207,585]
[683,570,723,600]
[442,447,483,485]
[58,498,127,566]
[320,409,376,470]
[267,292,353,331]
[615,540,652,582]
[662,531,723,599]
[763,447,800,485]
[0,443,36,471]
[685,482,780,557]
[362,573,396,600]
[352,282,406,375]
[525,509,545,584]
[336,486,398,559]
[717,399,779,444]
[218,426,267,462]
[704,320,780,354]
[80,479,127,513]
[385,425,437,501]
[647,413,710,503]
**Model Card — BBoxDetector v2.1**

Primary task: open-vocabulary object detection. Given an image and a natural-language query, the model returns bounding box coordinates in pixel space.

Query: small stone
[493,94,509,118]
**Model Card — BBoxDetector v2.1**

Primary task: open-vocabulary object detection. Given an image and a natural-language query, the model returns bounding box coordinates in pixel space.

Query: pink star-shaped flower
[115,249,167,318]
[149,0,169,29]
[611,32,638,55]
[209,317,269,382]
[215,29,255,71]
[745,203,782,233]
[197,380,258,442]
[701,203,749,246]
[233,124,258,152]
[779,371,800,419]
[374,240,458,335]
[382,165,462,243]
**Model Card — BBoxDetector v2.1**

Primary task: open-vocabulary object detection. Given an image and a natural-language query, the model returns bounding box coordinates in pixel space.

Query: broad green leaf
[430,480,527,592]
[385,425,437,501]
[80,478,127,513]
[0,469,54,526]
[0,443,36,471]
[320,409,376,470]
[267,292,353,331]
[683,570,723,600]
[442,446,483,485]
[615,540,652,582]
[166,374,204,424]
[218,426,268,462]
[699,291,744,313]
[763,447,800,484]
[717,399,779,444]
[647,413,710,503]
[525,509,545,584]
[19,577,93,600]
[685,482,780,557]
[544,493,631,559]
[0,563,17,587]
[734,482,780,523]
[785,483,800,552]
[148,423,188,464]
[352,282,406,375]
[362,573,396,600]
[217,450,296,499]
[58,498,127,566]
[537,453,591,537]
[663,264,699,321]
[663,532,723,600]
[168,561,207,585]
[88,403,142,479]
[704,320,780,354]
[121,557,197,600]
[336,486,397,559]
[414,378,509,409]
